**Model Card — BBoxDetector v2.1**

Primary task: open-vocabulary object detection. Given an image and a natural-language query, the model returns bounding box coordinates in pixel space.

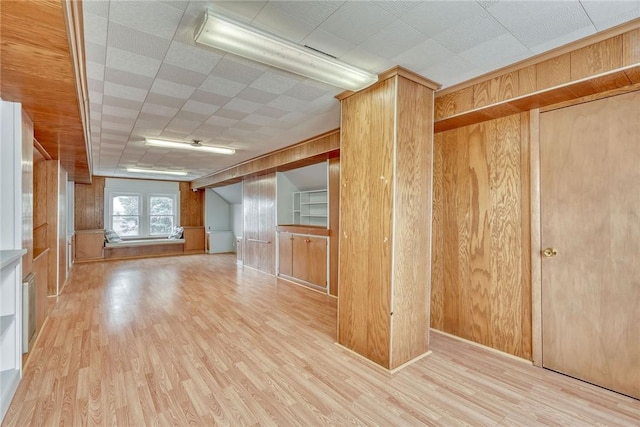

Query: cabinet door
[278,233,293,276]
[292,235,327,287]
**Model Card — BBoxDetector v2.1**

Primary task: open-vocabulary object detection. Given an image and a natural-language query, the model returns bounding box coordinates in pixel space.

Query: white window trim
[106,190,180,239]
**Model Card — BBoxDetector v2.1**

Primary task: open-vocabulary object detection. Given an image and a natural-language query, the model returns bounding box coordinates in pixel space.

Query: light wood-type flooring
[3,254,639,426]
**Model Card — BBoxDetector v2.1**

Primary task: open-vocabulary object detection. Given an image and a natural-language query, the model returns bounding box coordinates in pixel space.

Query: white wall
[231,204,243,237]
[0,100,23,250]
[276,173,299,225]
[205,189,230,231]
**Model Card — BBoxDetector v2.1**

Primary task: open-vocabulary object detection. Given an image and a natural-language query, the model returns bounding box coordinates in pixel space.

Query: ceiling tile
[400,1,487,38]
[103,82,148,102]
[145,93,188,109]
[102,105,140,120]
[182,100,221,116]
[141,102,180,118]
[157,63,209,88]
[190,90,232,106]
[270,1,344,26]
[359,19,426,59]
[104,68,154,90]
[107,22,171,60]
[374,1,422,18]
[421,54,483,88]
[86,61,105,81]
[165,118,201,134]
[460,33,532,72]
[186,1,267,22]
[250,71,304,94]
[529,26,596,54]
[211,57,267,84]
[106,47,162,78]
[84,12,108,46]
[285,83,330,102]
[301,28,356,58]
[236,87,279,104]
[486,1,593,49]
[223,98,263,114]
[164,41,222,74]
[433,10,508,54]
[214,109,250,121]
[199,75,248,97]
[109,1,184,39]
[580,1,640,31]
[253,2,320,43]
[84,0,110,18]
[255,106,289,119]
[392,39,455,74]
[318,1,396,45]
[150,79,197,99]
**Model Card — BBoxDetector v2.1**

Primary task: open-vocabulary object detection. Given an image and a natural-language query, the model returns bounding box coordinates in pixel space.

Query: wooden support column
[337,67,440,370]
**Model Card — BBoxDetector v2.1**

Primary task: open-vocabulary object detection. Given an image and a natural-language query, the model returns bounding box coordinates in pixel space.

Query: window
[149,195,175,235]
[108,192,178,238]
[111,194,140,237]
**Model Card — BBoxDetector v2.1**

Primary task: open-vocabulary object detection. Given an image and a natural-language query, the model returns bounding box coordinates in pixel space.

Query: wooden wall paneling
[278,232,293,276]
[258,172,276,275]
[530,109,543,366]
[74,229,104,261]
[473,81,492,109]
[430,134,444,331]
[434,87,473,121]
[339,81,376,359]
[192,130,339,189]
[519,112,533,359]
[536,54,571,90]
[623,28,640,65]
[58,167,68,292]
[468,121,494,348]
[74,176,104,230]
[390,77,433,368]
[32,248,49,334]
[179,182,204,227]
[363,78,394,368]
[489,115,527,356]
[243,175,260,270]
[328,157,340,296]
[570,36,623,81]
[1,0,90,183]
[493,72,520,103]
[431,114,531,360]
[38,160,59,296]
[518,65,537,96]
[22,111,34,276]
[33,224,47,251]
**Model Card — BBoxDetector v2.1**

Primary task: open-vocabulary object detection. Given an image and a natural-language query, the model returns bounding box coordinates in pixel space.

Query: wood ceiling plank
[1,0,90,183]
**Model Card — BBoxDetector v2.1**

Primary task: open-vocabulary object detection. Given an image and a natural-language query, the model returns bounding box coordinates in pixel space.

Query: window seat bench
[104,238,185,259]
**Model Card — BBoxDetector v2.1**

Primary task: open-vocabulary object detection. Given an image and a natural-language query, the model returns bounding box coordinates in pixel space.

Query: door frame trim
[529,108,543,367]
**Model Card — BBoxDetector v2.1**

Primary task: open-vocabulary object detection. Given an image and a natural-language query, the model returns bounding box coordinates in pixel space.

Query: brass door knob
[543,247,558,257]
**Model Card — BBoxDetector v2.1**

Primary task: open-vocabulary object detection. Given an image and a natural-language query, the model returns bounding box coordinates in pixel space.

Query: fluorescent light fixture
[126,168,188,176]
[145,138,235,155]
[194,9,378,91]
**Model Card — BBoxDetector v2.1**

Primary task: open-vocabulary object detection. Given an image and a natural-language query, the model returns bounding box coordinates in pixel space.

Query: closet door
[540,91,640,399]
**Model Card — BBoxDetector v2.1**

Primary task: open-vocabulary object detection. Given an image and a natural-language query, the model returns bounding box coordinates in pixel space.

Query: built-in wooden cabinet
[74,229,104,262]
[183,226,205,254]
[277,228,328,291]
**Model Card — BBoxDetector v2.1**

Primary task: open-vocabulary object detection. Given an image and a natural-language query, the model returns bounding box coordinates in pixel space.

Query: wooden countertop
[277,225,330,236]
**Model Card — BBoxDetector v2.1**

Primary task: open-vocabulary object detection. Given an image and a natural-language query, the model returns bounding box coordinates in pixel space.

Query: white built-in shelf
[0,250,26,270]
[293,190,328,227]
[0,315,13,337]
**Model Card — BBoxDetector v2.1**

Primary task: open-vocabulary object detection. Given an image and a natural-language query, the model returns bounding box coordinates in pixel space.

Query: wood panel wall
[74,176,104,230]
[243,173,276,275]
[328,157,340,297]
[35,160,61,296]
[431,113,531,360]
[58,167,68,292]
[179,182,204,227]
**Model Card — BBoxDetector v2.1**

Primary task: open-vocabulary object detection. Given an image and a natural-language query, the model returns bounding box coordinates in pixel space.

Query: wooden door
[292,235,327,288]
[278,232,293,277]
[540,91,640,399]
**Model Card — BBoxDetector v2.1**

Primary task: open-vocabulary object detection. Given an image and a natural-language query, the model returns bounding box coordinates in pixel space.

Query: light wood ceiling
[1,0,91,183]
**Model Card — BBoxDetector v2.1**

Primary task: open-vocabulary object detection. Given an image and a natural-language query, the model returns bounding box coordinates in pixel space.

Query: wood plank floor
[3,254,639,426]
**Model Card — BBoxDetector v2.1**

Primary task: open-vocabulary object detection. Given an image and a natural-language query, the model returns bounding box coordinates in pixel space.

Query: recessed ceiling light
[194,9,378,91]
[145,138,235,155]
[126,167,188,176]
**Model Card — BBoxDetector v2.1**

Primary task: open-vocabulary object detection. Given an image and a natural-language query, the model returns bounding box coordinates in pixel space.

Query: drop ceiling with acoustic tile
[81,0,640,181]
